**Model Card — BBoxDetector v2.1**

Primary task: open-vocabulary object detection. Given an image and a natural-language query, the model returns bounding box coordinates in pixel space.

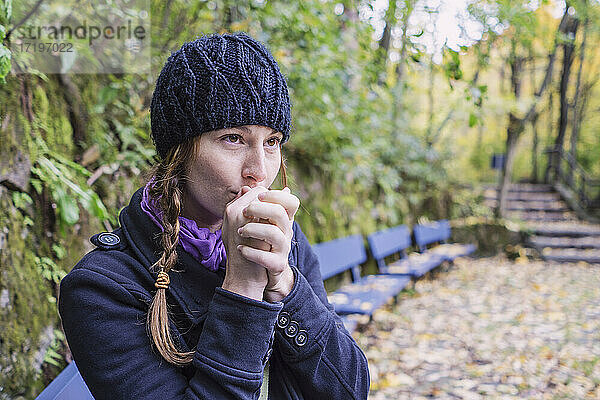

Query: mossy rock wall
[0,74,108,398]
[0,184,55,399]
[0,76,65,398]
[451,219,527,257]
[0,68,149,397]
[0,76,58,398]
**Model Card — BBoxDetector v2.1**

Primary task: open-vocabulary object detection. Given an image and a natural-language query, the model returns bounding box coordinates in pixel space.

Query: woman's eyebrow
[270,128,283,138]
[232,126,251,134]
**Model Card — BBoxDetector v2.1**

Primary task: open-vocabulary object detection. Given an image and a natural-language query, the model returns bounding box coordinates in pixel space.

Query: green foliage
[35,256,67,286]
[0,0,11,26]
[93,76,155,167]
[0,29,10,84]
[29,137,114,236]
[43,330,66,368]
[443,48,463,82]
[0,0,11,84]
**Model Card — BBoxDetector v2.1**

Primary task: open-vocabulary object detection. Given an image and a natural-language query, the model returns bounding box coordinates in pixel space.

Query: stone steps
[506,210,576,222]
[483,183,554,193]
[483,190,562,202]
[529,235,600,249]
[485,184,600,263]
[529,223,600,237]
[540,248,600,264]
[484,199,569,212]
[509,183,554,192]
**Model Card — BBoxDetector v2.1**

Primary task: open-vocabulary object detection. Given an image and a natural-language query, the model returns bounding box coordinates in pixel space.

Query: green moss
[31,79,73,155]
[0,187,54,398]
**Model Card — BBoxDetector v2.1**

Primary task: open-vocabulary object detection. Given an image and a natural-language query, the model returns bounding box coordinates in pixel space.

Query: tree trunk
[569,7,588,170]
[497,35,523,218]
[377,0,397,84]
[544,90,555,183]
[529,47,539,183]
[497,39,523,217]
[551,12,579,180]
[341,1,360,91]
[499,64,505,94]
[392,0,415,128]
[531,112,539,183]
[496,8,569,217]
[426,54,435,143]
[158,0,174,55]
[498,116,521,217]
[57,74,88,159]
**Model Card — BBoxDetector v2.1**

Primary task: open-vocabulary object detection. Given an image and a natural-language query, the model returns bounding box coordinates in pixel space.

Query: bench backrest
[35,361,94,400]
[413,219,451,252]
[367,225,411,272]
[312,234,366,282]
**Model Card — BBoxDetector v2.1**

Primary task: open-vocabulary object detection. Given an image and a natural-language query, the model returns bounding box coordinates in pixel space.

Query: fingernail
[237,227,243,235]
[284,187,290,192]
[237,245,243,251]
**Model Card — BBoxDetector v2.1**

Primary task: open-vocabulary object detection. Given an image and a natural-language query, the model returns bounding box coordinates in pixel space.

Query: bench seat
[35,361,93,400]
[387,251,447,277]
[327,274,410,315]
[429,243,476,261]
[414,220,477,262]
[313,234,409,318]
[367,225,445,279]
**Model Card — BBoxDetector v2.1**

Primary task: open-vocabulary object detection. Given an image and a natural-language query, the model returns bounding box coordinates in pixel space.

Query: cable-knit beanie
[150,32,292,160]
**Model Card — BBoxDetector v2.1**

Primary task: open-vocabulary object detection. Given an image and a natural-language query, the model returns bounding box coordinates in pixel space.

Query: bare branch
[6,0,45,41]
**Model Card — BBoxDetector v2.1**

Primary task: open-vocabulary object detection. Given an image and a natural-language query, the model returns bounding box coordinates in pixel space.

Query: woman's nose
[242,147,267,185]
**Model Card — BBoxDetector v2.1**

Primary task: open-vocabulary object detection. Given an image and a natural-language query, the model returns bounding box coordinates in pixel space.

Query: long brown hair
[143,135,287,366]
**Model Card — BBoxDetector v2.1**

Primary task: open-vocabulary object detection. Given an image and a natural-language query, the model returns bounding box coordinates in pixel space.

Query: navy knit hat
[150,32,292,160]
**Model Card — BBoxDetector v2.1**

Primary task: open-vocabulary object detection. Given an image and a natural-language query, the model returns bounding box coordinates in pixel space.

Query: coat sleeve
[58,251,282,400]
[273,223,370,399]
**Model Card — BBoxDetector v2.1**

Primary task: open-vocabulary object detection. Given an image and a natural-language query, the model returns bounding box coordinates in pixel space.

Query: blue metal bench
[312,234,410,320]
[35,361,94,400]
[367,225,446,278]
[413,219,476,261]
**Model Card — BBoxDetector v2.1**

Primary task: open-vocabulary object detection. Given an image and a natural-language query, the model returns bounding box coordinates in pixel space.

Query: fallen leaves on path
[354,255,600,399]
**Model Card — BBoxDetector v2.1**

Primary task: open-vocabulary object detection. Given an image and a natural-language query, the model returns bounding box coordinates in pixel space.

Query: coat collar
[119,187,225,324]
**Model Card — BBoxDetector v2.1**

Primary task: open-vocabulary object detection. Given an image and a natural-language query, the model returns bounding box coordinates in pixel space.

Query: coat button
[294,330,308,347]
[98,232,120,246]
[284,321,299,338]
[277,312,291,329]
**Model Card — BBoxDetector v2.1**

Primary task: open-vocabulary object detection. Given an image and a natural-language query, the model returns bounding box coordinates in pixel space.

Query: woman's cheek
[266,156,281,186]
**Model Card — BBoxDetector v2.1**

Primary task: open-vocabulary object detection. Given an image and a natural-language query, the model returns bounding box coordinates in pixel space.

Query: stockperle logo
[9,0,150,74]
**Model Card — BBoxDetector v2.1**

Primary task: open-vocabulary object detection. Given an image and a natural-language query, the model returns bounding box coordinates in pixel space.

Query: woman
[58,32,370,399]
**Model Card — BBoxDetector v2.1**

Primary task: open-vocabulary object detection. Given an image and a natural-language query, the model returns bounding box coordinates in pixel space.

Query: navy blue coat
[58,187,370,399]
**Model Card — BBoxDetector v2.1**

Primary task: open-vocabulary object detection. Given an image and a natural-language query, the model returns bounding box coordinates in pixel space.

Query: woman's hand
[221,186,272,301]
[238,187,300,302]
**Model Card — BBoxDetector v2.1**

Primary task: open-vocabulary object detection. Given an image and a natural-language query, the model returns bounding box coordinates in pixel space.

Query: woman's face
[182,125,283,231]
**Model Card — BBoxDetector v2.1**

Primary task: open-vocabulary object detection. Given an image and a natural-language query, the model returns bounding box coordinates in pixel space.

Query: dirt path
[355,256,600,399]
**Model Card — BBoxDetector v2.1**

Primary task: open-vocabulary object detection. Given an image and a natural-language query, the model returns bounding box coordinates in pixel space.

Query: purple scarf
[140,179,226,272]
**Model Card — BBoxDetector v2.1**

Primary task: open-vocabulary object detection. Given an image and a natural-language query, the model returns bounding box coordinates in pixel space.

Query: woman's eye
[266,137,281,147]
[224,134,241,144]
